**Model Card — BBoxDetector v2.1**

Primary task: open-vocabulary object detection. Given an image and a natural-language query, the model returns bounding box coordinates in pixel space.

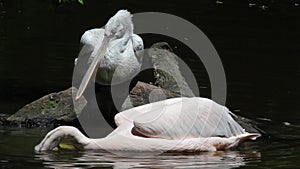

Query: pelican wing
[114,97,182,126]
[127,97,246,139]
[131,34,144,63]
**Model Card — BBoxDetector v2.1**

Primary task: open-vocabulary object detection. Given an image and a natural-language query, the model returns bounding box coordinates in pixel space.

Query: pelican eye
[161,44,171,51]
[111,29,116,34]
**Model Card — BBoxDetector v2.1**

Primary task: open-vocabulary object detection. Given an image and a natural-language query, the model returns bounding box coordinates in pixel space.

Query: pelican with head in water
[75,10,143,127]
[35,97,260,152]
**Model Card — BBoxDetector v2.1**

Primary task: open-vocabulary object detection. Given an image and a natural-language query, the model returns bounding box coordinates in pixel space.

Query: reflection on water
[0,121,299,168]
[35,150,260,169]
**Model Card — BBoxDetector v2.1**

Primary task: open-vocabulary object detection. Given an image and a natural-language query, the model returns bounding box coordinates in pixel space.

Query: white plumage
[75,10,143,99]
[35,97,260,152]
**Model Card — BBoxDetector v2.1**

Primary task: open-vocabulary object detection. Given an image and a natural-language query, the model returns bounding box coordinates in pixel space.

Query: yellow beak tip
[75,96,80,101]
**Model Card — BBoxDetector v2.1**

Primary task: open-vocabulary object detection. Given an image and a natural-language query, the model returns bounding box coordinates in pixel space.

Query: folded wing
[121,97,247,139]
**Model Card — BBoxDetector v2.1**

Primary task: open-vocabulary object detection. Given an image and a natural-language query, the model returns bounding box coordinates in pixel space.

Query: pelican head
[75,10,143,100]
[104,10,133,39]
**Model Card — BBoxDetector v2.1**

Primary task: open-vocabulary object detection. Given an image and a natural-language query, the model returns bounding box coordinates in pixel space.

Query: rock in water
[150,42,195,97]
[0,113,10,126]
[121,81,180,110]
[6,87,86,127]
[121,42,195,110]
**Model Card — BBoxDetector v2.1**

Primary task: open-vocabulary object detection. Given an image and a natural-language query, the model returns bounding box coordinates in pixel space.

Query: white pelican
[35,97,260,152]
[74,10,143,127]
[75,9,143,99]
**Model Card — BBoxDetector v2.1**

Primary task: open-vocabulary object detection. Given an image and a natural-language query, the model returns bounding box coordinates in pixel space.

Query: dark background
[0,0,299,124]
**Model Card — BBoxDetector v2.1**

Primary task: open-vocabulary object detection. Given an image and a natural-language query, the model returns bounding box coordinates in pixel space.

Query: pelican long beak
[75,36,109,101]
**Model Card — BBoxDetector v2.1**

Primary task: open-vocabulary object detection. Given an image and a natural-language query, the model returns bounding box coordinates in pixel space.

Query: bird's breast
[96,42,141,85]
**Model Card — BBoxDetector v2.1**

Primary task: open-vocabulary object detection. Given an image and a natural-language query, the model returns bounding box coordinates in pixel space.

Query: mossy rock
[6,87,85,127]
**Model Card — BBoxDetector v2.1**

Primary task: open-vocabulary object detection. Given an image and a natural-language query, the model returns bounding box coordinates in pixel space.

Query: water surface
[0,0,299,168]
[0,122,299,168]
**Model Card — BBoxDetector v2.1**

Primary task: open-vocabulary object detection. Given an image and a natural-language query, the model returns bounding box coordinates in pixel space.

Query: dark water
[0,124,299,168]
[0,0,299,168]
